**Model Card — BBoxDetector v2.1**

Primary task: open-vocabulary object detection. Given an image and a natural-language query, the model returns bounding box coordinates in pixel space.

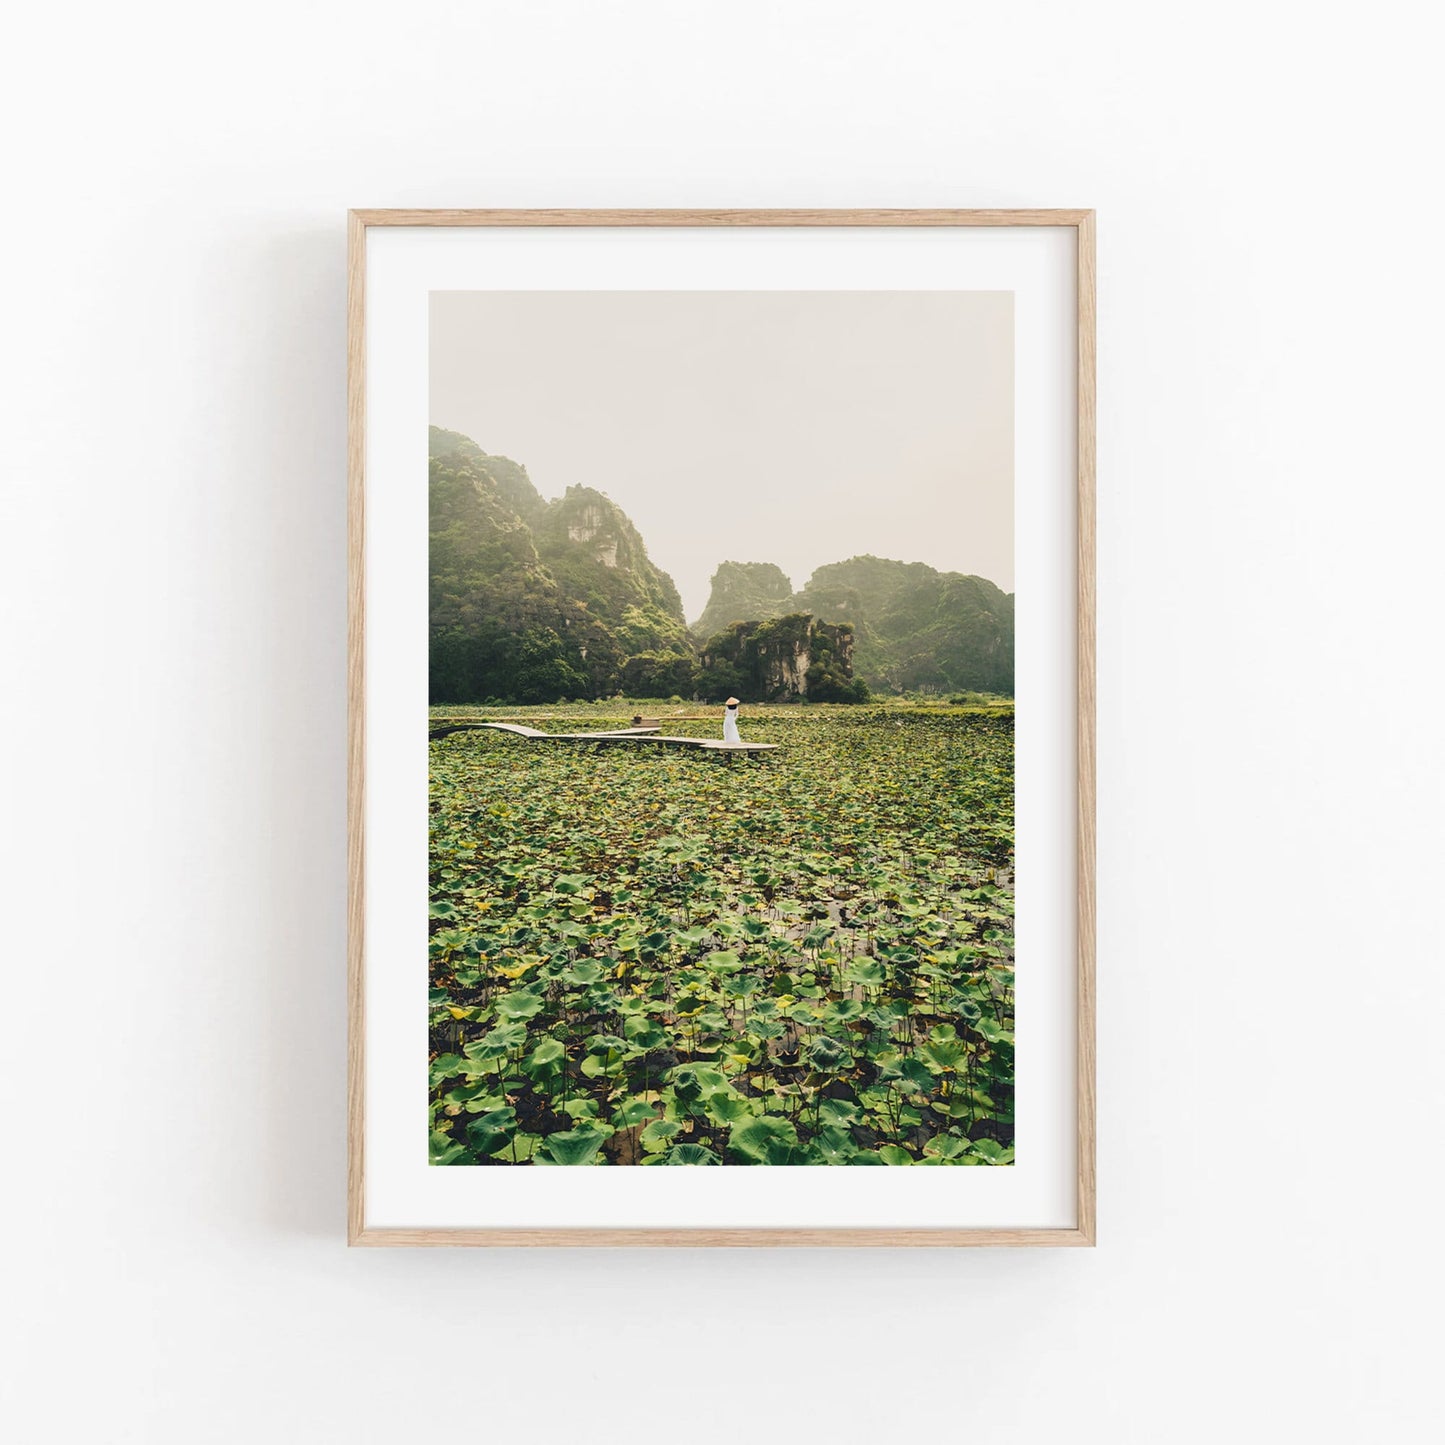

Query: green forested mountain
[694,554,1014,696]
[430,426,1001,703]
[429,427,693,703]
[691,561,795,640]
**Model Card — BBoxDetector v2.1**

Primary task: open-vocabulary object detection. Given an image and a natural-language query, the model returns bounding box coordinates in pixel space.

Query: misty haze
[430,290,1013,623]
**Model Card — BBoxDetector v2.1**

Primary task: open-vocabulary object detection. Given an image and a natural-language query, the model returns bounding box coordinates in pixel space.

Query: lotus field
[428,702,1015,1166]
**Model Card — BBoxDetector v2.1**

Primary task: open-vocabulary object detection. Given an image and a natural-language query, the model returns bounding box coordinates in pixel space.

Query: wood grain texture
[346,210,366,1247]
[350,208,1093,229]
[1075,212,1098,1245]
[351,1227,1094,1248]
[345,208,1097,1246]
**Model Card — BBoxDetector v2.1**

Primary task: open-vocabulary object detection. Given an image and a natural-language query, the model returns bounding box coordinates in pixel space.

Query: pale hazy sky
[430,290,1013,622]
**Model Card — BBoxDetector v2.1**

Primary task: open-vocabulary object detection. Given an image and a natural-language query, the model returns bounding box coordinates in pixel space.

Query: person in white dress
[722,696,742,744]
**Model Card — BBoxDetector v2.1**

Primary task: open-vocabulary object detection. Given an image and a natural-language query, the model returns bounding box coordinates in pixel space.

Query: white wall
[3,4,1442,1441]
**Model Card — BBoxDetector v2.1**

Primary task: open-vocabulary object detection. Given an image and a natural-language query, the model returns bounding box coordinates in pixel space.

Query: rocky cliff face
[535,485,689,649]
[546,490,632,572]
[697,613,864,703]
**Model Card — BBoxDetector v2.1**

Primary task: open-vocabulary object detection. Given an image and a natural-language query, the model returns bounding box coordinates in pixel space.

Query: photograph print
[426,289,1015,1168]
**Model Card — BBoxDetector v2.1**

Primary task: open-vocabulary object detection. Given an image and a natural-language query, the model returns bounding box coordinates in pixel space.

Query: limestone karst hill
[428,427,692,704]
[692,554,1014,697]
[691,561,795,641]
[429,425,1000,703]
[696,614,866,704]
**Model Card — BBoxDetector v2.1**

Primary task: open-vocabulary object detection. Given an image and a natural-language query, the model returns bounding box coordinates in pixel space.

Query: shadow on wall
[228,225,349,1240]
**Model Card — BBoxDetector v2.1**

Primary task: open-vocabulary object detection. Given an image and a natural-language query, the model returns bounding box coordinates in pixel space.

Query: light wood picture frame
[348,209,1095,1246]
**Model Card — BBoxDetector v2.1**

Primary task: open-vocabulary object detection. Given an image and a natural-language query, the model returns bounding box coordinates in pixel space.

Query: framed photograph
[348,209,1095,1245]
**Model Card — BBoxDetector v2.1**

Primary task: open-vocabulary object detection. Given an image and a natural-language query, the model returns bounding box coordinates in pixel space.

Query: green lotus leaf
[623,1016,667,1048]
[611,1097,659,1129]
[925,1094,965,1120]
[817,1097,860,1128]
[429,1053,465,1087]
[536,1124,612,1166]
[525,1038,565,1071]
[494,989,545,1022]
[808,1036,850,1071]
[968,1138,1015,1165]
[508,1133,543,1163]
[920,1038,966,1072]
[441,1080,498,1110]
[465,1106,517,1156]
[921,1133,970,1161]
[662,1143,721,1166]
[640,1118,683,1153]
[668,1064,727,1103]
[705,1090,752,1126]
[429,1131,470,1166]
[585,1033,629,1058]
[871,1054,905,1086]
[809,1126,860,1164]
[465,1021,528,1060]
[973,1017,1014,1046]
[729,1115,801,1165]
